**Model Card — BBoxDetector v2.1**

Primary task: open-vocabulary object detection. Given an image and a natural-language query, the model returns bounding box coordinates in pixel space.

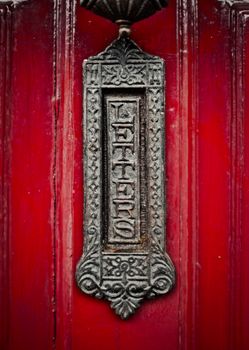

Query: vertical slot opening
[102,89,149,252]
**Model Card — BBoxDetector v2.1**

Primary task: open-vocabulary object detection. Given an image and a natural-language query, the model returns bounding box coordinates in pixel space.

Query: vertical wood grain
[177,1,199,349]
[241,19,249,349]
[5,1,55,349]
[197,1,232,349]
[53,0,76,349]
[229,3,249,349]
[0,5,12,349]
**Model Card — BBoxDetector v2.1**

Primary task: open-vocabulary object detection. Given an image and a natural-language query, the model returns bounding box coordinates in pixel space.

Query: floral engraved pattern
[103,255,148,279]
[76,36,175,319]
[97,37,154,64]
[102,64,147,86]
[103,281,150,319]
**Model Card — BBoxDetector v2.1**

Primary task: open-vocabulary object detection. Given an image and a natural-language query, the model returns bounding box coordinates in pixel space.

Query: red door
[1,0,249,349]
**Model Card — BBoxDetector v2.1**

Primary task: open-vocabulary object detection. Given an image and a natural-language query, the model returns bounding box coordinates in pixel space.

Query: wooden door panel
[198,2,231,349]
[0,1,249,350]
[243,21,249,349]
[72,5,179,350]
[0,1,55,349]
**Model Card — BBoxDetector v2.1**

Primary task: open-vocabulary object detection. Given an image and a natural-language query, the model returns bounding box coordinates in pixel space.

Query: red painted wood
[241,20,249,349]
[0,1,249,350]
[197,1,231,348]
[0,5,12,348]
[0,1,55,349]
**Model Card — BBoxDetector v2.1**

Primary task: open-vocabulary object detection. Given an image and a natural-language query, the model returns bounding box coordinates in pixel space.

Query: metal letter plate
[76,37,175,319]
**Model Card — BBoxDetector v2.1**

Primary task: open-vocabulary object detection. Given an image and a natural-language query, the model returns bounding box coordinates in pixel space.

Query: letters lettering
[106,98,140,244]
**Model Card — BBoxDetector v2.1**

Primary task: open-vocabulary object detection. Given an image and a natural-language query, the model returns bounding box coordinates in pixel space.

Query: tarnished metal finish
[80,0,168,24]
[76,36,175,319]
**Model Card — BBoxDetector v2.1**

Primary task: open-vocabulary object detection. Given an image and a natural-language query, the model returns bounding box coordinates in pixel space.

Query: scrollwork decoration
[76,36,175,319]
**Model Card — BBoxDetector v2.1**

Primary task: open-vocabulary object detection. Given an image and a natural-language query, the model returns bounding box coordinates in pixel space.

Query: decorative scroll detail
[102,64,147,86]
[76,36,175,319]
